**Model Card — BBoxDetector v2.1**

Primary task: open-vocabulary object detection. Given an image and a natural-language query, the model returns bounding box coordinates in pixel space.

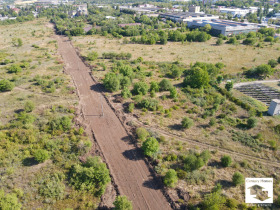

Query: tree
[87,51,98,61]
[24,101,35,113]
[113,195,133,210]
[70,157,111,196]
[181,117,194,129]
[136,127,149,141]
[221,155,232,167]
[170,65,182,78]
[255,64,274,78]
[141,137,159,157]
[103,73,120,92]
[163,169,178,188]
[132,82,149,95]
[121,87,132,99]
[0,190,21,210]
[184,67,209,88]
[225,81,233,91]
[159,79,172,91]
[150,81,159,92]
[247,117,257,129]
[232,172,244,186]
[34,149,50,163]
[0,79,14,92]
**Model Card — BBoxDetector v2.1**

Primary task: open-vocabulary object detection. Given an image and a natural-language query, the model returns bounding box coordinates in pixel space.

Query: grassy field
[72,33,280,207]
[0,19,107,209]
[73,34,280,74]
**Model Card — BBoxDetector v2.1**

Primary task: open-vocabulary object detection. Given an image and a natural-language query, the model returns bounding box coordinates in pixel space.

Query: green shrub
[113,195,133,210]
[163,169,178,188]
[24,101,35,113]
[247,117,257,129]
[242,38,256,46]
[221,155,232,167]
[128,103,134,113]
[232,172,244,186]
[150,81,159,92]
[137,98,159,111]
[184,150,210,171]
[34,149,50,163]
[209,118,216,126]
[225,198,238,209]
[141,137,159,157]
[216,38,223,45]
[8,64,22,73]
[48,116,72,133]
[169,87,177,99]
[183,67,209,88]
[159,79,172,91]
[0,189,21,210]
[181,117,194,129]
[132,82,149,95]
[268,59,278,68]
[0,79,14,92]
[201,191,226,210]
[103,73,120,92]
[225,81,233,91]
[121,87,132,99]
[70,157,110,196]
[136,127,149,141]
[87,51,98,61]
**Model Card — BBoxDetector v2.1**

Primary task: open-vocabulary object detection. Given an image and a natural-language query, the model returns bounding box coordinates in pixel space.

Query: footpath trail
[56,35,171,210]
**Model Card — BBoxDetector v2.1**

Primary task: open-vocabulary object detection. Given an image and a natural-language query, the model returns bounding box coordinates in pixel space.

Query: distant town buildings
[187,19,259,36]
[160,12,219,22]
[188,5,200,13]
[35,0,59,5]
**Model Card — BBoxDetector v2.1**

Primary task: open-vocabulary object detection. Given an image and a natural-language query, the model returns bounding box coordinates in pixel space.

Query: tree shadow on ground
[168,124,182,131]
[207,160,222,169]
[122,148,142,161]
[22,157,38,166]
[121,136,134,145]
[90,83,104,93]
[142,178,161,190]
[215,180,233,189]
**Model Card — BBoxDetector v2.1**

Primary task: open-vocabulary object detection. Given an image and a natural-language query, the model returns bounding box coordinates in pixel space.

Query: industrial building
[187,19,259,36]
[160,12,219,22]
[188,5,200,13]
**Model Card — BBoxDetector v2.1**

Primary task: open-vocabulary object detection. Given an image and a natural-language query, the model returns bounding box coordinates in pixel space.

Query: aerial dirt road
[56,35,171,210]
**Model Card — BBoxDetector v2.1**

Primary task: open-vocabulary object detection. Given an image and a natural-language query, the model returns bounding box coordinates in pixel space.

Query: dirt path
[55,36,171,210]
[233,79,280,88]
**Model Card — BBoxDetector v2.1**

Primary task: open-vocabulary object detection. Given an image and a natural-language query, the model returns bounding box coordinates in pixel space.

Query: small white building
[189,5,200,13]
[268,99,280,116]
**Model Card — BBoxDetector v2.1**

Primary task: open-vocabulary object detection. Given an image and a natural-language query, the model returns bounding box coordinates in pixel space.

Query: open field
[0,19,111,209]
[73,35,280,74]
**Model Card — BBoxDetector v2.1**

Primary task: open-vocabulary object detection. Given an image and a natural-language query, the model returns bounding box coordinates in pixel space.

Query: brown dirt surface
[55,35,172,210]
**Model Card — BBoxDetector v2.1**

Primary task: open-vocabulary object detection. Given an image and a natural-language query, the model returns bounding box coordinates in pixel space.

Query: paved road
[56,35,171,210]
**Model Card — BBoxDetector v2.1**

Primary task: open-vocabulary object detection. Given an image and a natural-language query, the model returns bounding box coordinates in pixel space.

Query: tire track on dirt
[56,35,172,210]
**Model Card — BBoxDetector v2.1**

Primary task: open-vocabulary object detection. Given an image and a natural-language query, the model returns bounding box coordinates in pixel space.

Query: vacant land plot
[73,35,280,74]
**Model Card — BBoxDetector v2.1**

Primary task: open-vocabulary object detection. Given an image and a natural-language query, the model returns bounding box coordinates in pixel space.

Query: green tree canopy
[141,137,159,157]
[113,195,133,210]
[184,67,210,88]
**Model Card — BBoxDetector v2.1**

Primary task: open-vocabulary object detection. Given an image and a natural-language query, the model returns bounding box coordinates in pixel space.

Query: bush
[232,172,244,186]
[225,81,233,91]
[184,150,210,171]
[136,127,149,141]
[225,198,238,209]
[0,79,14,92]
[141,137,159,157]
[221,155,232,167]
[8,64,22,73]
[48,116,72,133]
[201,191,226,210]
[70,157,111,196]
[121,87,132,99]
[242,38,256,46]
[268,59,278,68]
[24,101,35,113]
[247,117,257,129]
[150,81,159,92]
[209,118,216,126]
[103,73,120,92]
[216,38,223,45]
[132,82,149,95]
[137,98,159,111]
[183,67,209,88]
[181,117,194,129]
[113,195,133,210]
[34,149,50,163]
[0,189,21,210]
[159,79,172,91]
[169,87,177,99]
[87,51,98,61]
[128,103,134,113]
[163,169,178,188]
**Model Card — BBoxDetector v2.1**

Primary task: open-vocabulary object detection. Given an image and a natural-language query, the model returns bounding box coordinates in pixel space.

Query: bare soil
[55,35,172,209]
